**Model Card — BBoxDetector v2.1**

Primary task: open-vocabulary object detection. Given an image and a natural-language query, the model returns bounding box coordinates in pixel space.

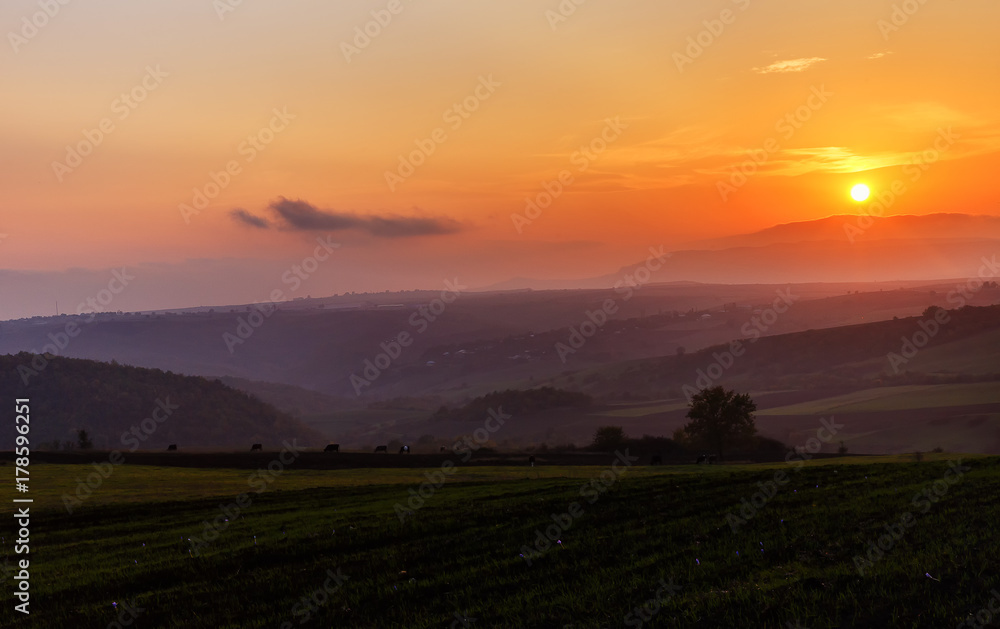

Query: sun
[850,184,870,202]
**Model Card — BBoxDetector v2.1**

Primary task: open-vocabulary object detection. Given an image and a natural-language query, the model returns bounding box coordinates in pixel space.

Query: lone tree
[591,425,627,451]
[683,387,756,461]
[77,429,93,450]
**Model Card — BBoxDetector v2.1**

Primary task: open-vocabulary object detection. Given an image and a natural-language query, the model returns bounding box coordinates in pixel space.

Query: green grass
[5,456,1000,628]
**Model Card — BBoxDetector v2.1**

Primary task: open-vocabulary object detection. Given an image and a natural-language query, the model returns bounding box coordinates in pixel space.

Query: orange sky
[2,0,999,307]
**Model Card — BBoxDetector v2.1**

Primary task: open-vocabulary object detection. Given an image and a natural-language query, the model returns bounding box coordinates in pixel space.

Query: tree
[682,387,756,461]
[591,425,627,451]
[77,429,93,450]
[922,305,943,318]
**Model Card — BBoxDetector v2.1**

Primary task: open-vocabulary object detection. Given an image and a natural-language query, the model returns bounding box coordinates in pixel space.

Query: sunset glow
[4,5,1000,623]
[2,0,999,314]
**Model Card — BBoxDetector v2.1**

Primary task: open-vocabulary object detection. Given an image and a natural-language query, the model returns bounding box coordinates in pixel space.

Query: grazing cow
[399,445,410,454]
[324,444,340,453]
[440,446,447,453]
[374,445,388,453]
[696,454,706,464]
[708,455,717,464]
[251,443,262,451]
[167,444,177,451]
[650,454,663,466]
[528,455,536,467]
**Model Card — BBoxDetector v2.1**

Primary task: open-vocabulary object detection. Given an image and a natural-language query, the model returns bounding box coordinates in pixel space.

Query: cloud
[753,57,827,74]
[230,208,271,229]
[232,197,463,238]
[867,51,892,60]
[269,198,360,231]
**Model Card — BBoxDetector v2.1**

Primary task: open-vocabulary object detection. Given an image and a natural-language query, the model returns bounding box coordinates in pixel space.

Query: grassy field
[4,455,1000,628]
[903,328,1000,375]
[756,382,1000,415]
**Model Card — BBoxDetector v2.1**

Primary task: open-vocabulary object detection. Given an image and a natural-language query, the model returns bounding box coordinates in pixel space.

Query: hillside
[579,304,1000,397]
[0,353,325,450]
[3,281,995,403]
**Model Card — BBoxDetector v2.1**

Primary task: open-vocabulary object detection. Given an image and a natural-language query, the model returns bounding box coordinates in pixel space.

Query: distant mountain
[484,236,1000,291]
[0,354,326,450]
[478,214,1000,292]
[684,213,1000,250]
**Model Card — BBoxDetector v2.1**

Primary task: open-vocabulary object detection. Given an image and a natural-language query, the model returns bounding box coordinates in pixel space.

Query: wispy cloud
[867,51,892,60]
[232,197,463,238]
[753,57,827,74]
[776,146,911,173]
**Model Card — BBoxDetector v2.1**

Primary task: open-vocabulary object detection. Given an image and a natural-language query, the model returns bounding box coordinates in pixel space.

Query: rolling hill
[0,353,325,450]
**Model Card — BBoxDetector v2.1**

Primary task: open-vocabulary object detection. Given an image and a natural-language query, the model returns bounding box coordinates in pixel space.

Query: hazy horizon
[3,0,1000,320]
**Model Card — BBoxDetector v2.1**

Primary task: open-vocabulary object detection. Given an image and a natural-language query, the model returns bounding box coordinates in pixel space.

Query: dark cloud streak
[230,197,462,238]
[230,208,271,229]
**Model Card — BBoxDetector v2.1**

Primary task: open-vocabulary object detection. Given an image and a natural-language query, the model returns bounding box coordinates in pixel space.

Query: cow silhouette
[399,445,410,454]
[528,455,536,467]
[251,443,262,451]
[167,444,177,451]
[374,445,388,453]
[324,444,340,453]
[696,454,707,464]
